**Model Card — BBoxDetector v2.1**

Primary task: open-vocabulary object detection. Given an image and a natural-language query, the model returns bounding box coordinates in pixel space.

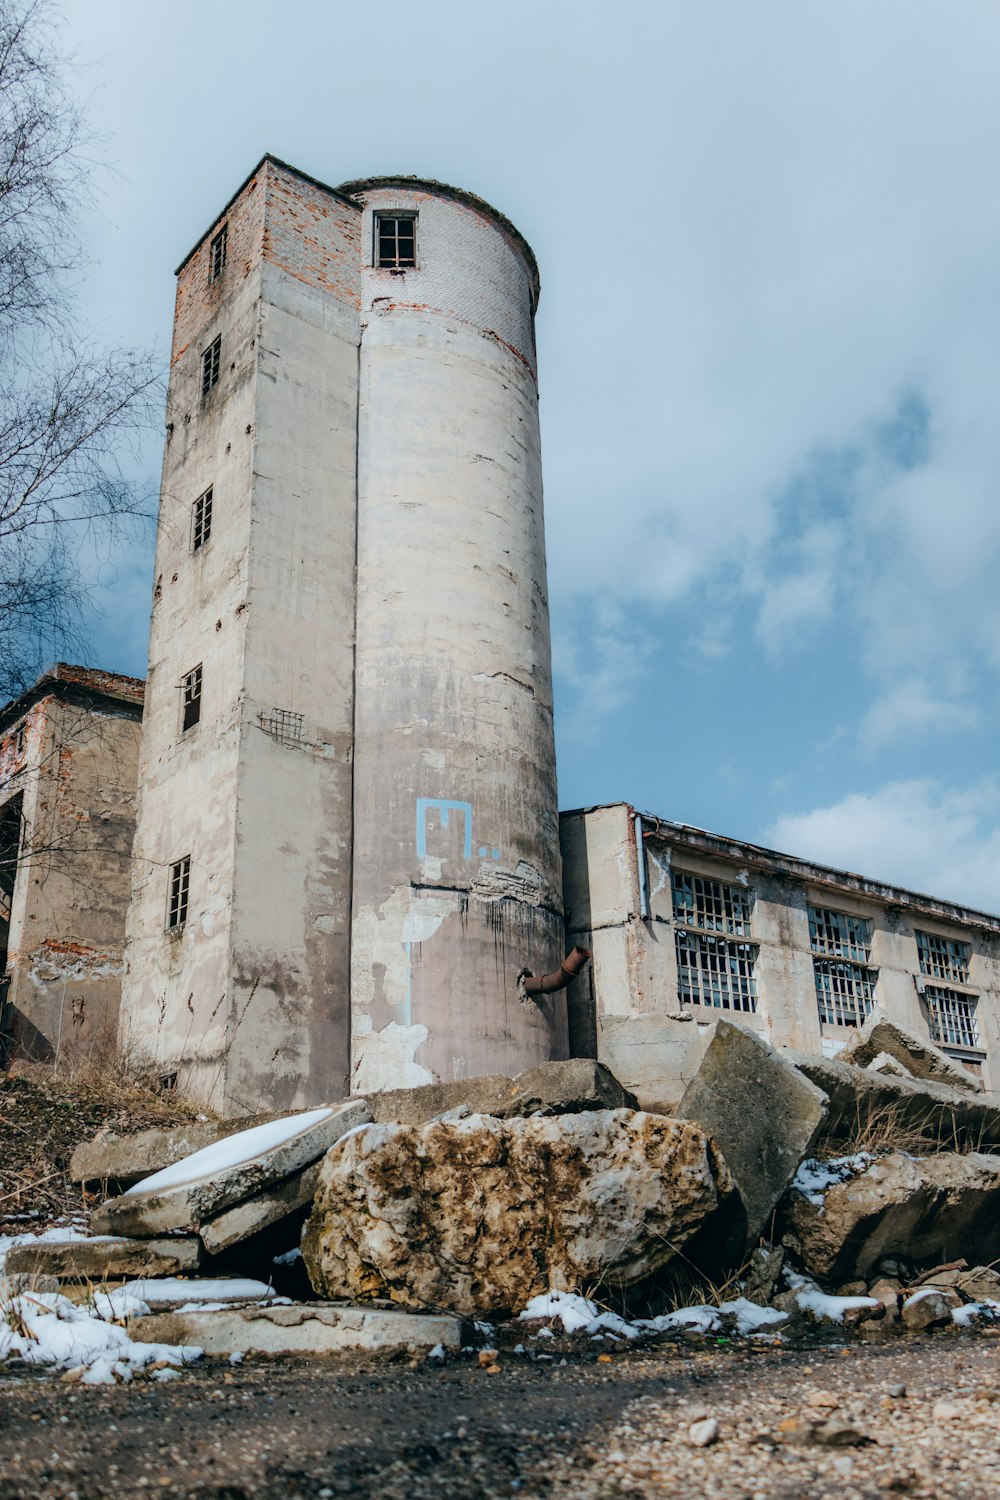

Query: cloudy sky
[60,0,1000,912]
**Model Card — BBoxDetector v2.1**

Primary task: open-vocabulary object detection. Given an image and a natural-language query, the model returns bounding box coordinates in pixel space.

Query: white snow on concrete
[123,1108,334,1197]
[0,1288,202,1384]
[791,1153,875,1208]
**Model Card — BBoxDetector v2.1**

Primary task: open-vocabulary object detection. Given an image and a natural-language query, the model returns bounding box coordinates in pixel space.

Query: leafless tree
[0,0,160,699]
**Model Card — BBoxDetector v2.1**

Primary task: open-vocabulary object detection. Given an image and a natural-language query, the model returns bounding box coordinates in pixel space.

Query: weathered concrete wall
[348,183,565,1090]
[123,161,361,1113]
[0,676,141,1070]
[562,804,1000,1103]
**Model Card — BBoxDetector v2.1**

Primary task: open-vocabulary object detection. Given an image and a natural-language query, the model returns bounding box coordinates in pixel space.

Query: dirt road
[1,1329,999,1499]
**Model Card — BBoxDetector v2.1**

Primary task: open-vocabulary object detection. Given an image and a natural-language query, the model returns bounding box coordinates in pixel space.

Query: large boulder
[677,1020,828,1246]
[302,1109,735,1317]
[839,1011,980,1094]
[781,1150,1000,1281]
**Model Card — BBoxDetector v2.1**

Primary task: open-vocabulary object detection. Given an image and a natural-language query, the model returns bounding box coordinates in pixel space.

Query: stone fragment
[132,1303,465,1356]
[595,1014,710,1115]
[743,1244,785,1306]
[840,1011,979,1093]
[837,1280,868,1298]
[92,1101,371,1238]
[954,1266,1000,1301]
[303,1109,735,1317]
[901,1292,953,1331]
[70,1117,277,1190]
[932,1400,963,1422]
[781,1150,1000,1281]
[4,1236,203,1281]
[365,1059,636,1126]
[869,1278,902,1321]
[199,1163,320,1254]
[677,1020,828,1246]
[688,1418,719,1447]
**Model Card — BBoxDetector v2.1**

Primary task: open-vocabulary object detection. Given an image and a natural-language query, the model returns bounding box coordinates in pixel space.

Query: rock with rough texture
[365,1059,636,1126]
[91,1101,371,1238]
[901,1292,954,1331]
[70,1116,277,1190]
[743,1245,785,1306]
[199,1163,321,1254]
[782,1150,1000,1280]
[302,1109,735,1317]
[840,1011,979,1094]
[677,1020,828,1246]
[3,1236,202,1281]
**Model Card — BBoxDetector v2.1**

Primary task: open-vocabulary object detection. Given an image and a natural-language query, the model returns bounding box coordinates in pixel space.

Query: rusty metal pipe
[522,946,592,996]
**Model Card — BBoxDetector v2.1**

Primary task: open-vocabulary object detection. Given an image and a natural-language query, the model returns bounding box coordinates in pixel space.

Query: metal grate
[192,486,213,551]
[925,985,980,1049]
[675,930,758,1012]
[210,224,228,280]
[167,856,190,931]
[814,959,877,1027]
[181,665,202,733]
[916,930,970,985]
[375,213,416,269]
[201,335,221,396]
[259,708,305,746]
[672,871,753,936]
[809,906,871,963]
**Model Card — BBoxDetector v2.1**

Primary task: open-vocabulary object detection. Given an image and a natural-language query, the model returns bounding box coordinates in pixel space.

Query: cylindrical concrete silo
[341,176,566,1091]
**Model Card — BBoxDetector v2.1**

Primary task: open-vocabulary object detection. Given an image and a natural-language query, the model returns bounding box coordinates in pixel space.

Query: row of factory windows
[670,870,983,1054]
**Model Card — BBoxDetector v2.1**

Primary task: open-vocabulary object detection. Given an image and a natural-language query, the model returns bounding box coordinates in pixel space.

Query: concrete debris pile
[9,1026,1000,1370]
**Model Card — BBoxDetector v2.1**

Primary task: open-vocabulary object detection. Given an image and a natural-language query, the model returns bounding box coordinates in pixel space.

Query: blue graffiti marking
[416,798,474,861]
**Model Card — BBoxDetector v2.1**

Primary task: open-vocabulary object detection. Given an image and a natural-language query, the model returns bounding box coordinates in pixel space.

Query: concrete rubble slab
[789,1052,1000,1150]
[594,1015,710,1116]
[70,1116,278,1190]
[199,1162,321,1254]
[3,1235,203,1281]
[132,1302,466,1357]
[91,1100,371,1239]
[365,1058,635,1126]
[840,1010,980,1094]
[677,1019,829,1247]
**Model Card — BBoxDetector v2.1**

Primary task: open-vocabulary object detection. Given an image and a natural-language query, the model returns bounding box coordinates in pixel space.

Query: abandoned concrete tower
[122,158,565,1113]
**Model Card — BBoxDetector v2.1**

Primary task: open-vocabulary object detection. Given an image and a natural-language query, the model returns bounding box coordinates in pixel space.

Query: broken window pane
[925,984,980,1049]
[181,665,202,733]
[210,224,228,281]
[192,486,213,551]
[916,930,970,985]
[201,335,221,396]
[808,906,871,963]
[671,871,753,936]
[813,959,877,1027]
[167,856,191,931]
[675,930,758,1012]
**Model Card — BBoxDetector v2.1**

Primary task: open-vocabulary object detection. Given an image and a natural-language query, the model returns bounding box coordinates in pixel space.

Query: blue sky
[58,0,1000,911]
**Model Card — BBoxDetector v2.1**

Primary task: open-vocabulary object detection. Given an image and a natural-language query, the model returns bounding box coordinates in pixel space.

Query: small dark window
[181,665,202,732]
[167,856,191,931]
[210,224,228,281]
[193,486,213,551]
[375,213,416,269]
[13,723,24,756]
[201,335,221,396]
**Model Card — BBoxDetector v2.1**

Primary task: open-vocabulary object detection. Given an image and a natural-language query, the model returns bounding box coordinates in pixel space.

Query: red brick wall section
[262,160,361,308]
[172,172,267,365]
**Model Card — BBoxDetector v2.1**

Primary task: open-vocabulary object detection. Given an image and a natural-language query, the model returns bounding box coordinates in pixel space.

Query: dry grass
[0,1060,211,1230]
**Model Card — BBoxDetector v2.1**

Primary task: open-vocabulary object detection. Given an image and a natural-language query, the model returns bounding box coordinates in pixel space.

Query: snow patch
[791,1153,875,1209]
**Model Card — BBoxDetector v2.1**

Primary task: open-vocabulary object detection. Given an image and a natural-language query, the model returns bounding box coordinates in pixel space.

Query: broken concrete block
[677,1019,828,1247]
[3,1236,203,1281]
[840,1011,979,1094]
[199,1162,321,1255]
[595,1014,711,1115]
[789,1052,1000,1151]
[364,1058,635,1126]
[782,1151,1000,1281]
[70,1116,277,1190]
[132,1302,466,1357]
[302,1108,735,1317]
[91,1101,371,1238]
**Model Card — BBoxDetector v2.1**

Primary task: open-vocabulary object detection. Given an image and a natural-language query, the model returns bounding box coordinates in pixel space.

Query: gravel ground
[0,1327,999,1499]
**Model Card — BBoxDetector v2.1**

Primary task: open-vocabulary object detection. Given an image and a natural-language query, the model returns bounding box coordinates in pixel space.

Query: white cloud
[858,680,980,756]
[764,778,1000,913]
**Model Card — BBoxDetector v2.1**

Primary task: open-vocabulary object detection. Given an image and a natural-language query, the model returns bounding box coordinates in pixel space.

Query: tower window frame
[201,335,221,396]
[192,485,213,552]
[210,224,228,281]
[181,665,202,733]
[374,212,417,270]
[166,855,191,932]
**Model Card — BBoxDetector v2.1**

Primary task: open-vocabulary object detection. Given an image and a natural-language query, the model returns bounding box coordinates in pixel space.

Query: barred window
[192,486,213,551]
[814,959,877,1028]
[210,224,228,280]
[181,665,202,733]
[925,985,980,1050]
[916,930,970,985]
[374,213,416,269]
[809,906,871,963]
[201,335,221,396]
[167,856,191,931]
[672,871,753,936]
[675,930,758,1012]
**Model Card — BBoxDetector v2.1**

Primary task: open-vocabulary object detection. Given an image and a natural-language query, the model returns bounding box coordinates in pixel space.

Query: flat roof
[0,663,145,735]
[562,801,1000,934]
